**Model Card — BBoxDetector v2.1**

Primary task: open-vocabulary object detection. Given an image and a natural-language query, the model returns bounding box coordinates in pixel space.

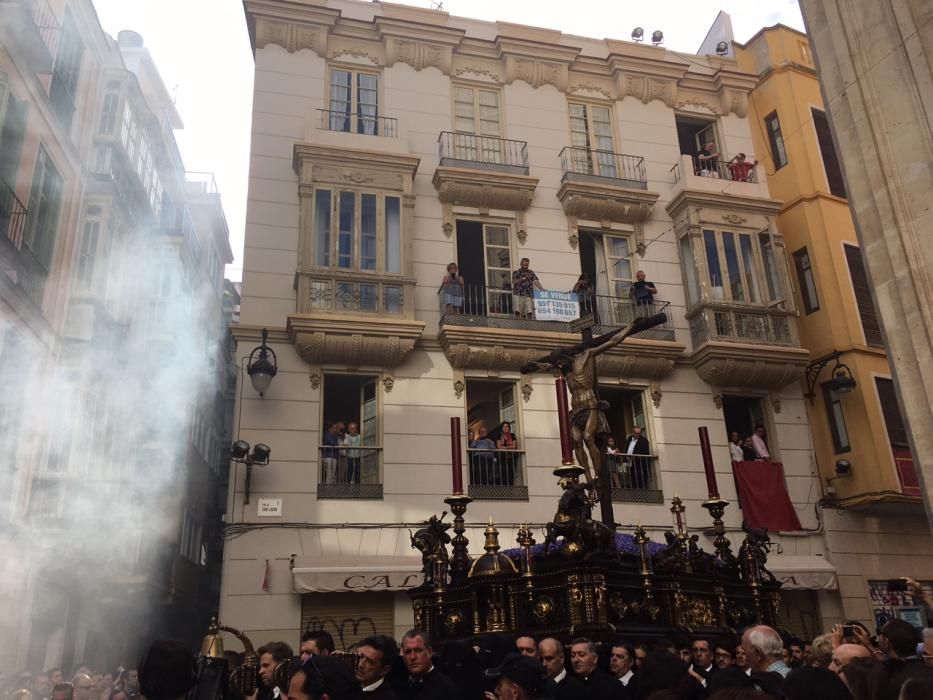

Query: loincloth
[569,401,610,434]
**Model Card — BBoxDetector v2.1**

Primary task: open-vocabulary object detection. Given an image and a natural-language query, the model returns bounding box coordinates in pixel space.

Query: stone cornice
[287,314,425,368]
[433,167,539,212]
[244,0,758,115]
[666,188,783,221]
[439,325,684,378]
[557,178,659,224]
[231,324,290,344]
[293,143,420,182]
[690,341,810,390]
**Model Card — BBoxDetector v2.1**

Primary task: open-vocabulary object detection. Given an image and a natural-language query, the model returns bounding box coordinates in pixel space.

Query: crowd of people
[6,614,933,700]
[728,426,772,463]
[468,422,521,487]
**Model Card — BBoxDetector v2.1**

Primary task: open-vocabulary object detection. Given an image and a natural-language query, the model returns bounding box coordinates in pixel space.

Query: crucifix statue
[521,313,667,525]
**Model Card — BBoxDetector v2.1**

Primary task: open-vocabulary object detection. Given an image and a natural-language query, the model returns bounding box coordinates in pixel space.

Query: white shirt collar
[553,669,567,684]
[619,670,634,686]
[363,678,385,692]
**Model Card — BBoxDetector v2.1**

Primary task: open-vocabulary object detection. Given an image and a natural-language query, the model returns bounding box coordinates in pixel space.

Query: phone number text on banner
[533,290,580,322]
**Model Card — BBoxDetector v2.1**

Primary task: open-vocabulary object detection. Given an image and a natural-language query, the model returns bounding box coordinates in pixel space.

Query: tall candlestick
[450,416,463,494]
[698,426,719,498]
[555,377,573,464]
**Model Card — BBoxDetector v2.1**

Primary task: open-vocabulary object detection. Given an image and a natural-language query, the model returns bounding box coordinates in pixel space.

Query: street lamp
[804,350,858,404]
[651,30,664,46]
[632,27,644,43]
[231,440,271,505]
[246,328,278,396]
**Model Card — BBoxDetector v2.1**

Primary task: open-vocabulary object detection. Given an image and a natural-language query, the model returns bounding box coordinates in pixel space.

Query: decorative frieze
[288,315,425,369]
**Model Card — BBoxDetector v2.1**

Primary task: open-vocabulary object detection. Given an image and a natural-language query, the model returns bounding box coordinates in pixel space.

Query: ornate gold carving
[532,595,554,623]
[444,608,463,634]
[679,596,715,627]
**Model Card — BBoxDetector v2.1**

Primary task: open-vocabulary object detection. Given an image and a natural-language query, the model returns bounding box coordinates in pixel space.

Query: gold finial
[483,519,501,552]
[516,522,536,548]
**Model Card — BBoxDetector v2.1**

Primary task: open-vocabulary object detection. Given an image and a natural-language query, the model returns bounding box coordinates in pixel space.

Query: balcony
[688,303,809,389]
[556,147,658,224]
[317,446,383,500]
[160,203,201,262]
[319,109,398,138]
[0,0,61,74]
[466,449,528,500]
[0,181,46,308]
[288,273,425,368]
[438,285,684,377]
[608,453,663,504]
[670,154,770,201]
[433,132,538,212]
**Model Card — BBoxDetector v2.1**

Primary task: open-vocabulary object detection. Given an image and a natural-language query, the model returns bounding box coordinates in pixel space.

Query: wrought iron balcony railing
[607,453,664,503]
[439,285,675,341]
[559,146,648,189]
[466,448,528,500]
[319,109,397,138]
[438,131,530,175]
[671,155,760,184]
[688,303,796,347]
[318,445,383,499]
[0,179,47,308]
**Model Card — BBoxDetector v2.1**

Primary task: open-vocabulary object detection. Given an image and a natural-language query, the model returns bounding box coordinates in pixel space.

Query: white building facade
[225,0,841,649]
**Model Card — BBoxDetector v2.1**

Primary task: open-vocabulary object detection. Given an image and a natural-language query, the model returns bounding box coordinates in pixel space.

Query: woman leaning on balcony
[440,262,464,313]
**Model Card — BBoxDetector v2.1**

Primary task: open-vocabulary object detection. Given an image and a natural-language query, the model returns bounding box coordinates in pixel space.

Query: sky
[90,0,804,281]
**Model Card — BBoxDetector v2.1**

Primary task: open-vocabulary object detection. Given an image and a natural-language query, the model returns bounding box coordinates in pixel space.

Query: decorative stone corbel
[650,382,662,408]
[383,375,395,393]
[453,379,465,399]
[442,222,453,238]
[442,204,454,239]
[309,372,322,390]
[567,218,579,250]
[770,391,782,414]
[712,393,723,410]
[516,211,528,245]
[521,381,533,403]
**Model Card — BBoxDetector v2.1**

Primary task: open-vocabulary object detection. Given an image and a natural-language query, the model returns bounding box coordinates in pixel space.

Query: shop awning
[767,555,837,590]
[292,556,423,593]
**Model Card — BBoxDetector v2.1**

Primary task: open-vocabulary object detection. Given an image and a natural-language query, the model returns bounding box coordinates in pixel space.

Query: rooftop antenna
[430,1,444,10]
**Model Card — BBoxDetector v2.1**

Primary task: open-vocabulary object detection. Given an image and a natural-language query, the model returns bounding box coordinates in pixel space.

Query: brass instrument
[199,617,259,696]
[9,690,33,700]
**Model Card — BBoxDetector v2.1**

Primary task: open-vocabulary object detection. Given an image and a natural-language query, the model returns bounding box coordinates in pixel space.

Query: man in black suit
[691,637,717,690]
[538,638,585,700]
[288,655,357,700]
[608,642,636,699]
[355,635,399,700]
[399,629,461,700]
[622,427,651,489]
[570,638,626,700]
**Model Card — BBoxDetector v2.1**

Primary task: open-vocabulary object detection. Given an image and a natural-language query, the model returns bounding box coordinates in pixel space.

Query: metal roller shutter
[300,592,395,652]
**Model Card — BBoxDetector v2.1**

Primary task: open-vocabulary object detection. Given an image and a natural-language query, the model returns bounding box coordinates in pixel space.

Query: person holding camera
[628,271,657,310]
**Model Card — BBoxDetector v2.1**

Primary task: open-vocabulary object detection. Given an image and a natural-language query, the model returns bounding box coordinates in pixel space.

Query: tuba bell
[196,617,259,698]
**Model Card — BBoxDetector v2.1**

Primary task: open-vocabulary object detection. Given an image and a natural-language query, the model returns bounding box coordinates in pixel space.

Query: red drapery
[732,461,802,532]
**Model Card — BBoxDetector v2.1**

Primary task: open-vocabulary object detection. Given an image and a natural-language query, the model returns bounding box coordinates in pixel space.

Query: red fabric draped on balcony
[732,461,802,532]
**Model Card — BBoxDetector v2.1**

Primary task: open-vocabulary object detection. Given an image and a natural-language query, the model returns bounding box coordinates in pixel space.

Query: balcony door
[453,85,501,163]
[569,103,616,177]
[675,115,719,160]
[722,395,767,453]
[360,378,379,484]
[579,230,635,325]
[455,220,512,316]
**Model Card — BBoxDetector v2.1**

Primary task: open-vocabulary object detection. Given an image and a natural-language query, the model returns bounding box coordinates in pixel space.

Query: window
[319,375,382,497]
[328,69,380,135]
[0,90,28,191]
[600,385,660,498]
[843,244,883,346]
[875,378,908,449]
[207,241,224,294]
[812,109,846,198]
[793,247,820,313]
[680,236,700,306]
[453,85,501,136]
[465,379,526,500]
[702,229,768,304]
[604,235,635,299]
[764,111,788,169]
[798,40,813,64]
[180,510,204,564]
[99,91,120,135]
[568,102,616,176]
[822,384,851,453]
[50,11,84,131]
[23,146,63,268]
[75,216,100,291]
[312,189,401,274]
[29,480,63,520]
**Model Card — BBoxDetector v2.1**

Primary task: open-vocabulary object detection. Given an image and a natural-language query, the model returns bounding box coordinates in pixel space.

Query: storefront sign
[292,558,423,593]
[533,291,579,322]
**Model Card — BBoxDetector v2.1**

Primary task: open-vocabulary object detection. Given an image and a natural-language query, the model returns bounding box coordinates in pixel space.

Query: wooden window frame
[822,383,851,453]
[793,246,820,314]
[764,111,788,169]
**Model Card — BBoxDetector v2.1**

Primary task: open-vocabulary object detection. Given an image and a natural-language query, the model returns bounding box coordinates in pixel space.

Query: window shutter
[812,109,846,198]
[844,245,883,346]
[874,378,908,448]
[300,592,395,652]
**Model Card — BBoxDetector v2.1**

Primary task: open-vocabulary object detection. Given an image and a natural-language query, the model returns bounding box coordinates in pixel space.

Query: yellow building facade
[737,26,933,624]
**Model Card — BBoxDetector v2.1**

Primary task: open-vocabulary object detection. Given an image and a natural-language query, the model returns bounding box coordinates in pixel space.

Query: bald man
[829,643,871,675]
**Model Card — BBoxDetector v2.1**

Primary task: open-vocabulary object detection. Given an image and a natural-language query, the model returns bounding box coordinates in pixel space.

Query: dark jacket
[549,674,586,700]
[357,680,399,700]
[399,669,462,700]
[575,670,627,700]
[624,435,650,456]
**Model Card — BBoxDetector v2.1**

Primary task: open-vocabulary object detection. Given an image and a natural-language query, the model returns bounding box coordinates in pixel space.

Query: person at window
[696,141,720,177]
[623,426,651,489]
[344,422,362,484]
[496,421,518,486]
[741,436,758,461]
[572,273,593,315]
[728,152,758,182]
[605,436,624,489]
[751,424,772,461]
[321,423,341,484]
[512,257,544,319]
[469,426,496,486]
[729,431,745,463]
[440,262,464,314]
[628,271,658,309]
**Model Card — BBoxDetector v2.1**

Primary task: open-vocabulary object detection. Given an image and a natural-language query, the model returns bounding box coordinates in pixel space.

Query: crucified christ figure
[521,314,667,489]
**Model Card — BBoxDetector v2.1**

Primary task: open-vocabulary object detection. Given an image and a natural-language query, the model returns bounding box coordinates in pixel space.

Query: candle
[698,426,719,498]
[450,416,463,494]
[555,378,573,464]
